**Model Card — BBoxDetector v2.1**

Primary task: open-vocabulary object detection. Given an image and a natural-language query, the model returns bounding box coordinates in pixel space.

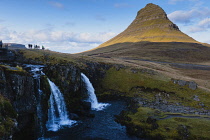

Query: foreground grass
[102,67,210,109]
[123,107,210,140]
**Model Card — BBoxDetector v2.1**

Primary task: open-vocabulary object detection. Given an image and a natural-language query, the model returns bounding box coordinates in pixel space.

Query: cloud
[168,0,199,4]
[65,22,76,26]
[49,1,64,9]
[188,26,206,33]
[75,32,116,43]
[114,3,133,8]
[0,19,5,23]
[0,25,116,53]
[46,42,100,54]
[168,8,210,24]
[168,0,184,4]
[95,15,106,21]
[198,18,210,28]
[188,18,210,33]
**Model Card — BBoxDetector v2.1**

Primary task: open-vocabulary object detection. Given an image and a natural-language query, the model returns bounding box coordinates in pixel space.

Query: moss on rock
[117,107,210,139]
[0,94,17,138]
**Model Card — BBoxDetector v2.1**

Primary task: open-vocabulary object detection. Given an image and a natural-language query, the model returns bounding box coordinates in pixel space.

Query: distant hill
[88,3,198,51]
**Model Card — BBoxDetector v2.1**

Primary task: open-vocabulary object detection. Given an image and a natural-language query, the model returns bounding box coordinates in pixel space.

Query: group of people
[28,44,45,50]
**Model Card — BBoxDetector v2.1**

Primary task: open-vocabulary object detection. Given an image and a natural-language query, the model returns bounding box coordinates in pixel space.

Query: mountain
[81,3,210,64]
[96,3,197,49]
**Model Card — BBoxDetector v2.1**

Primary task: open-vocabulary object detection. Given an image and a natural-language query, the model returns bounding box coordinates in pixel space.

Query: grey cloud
[114,3,133,8]
[0,19,5,23]
[189,18,210,33]
[168,0,184,5]
[168,0,200,5]
[189,26,206,33]
[49,1,64,9]
[198,18,210,28]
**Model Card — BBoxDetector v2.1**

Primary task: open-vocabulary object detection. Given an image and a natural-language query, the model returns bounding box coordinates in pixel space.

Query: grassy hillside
[82,42,210,64]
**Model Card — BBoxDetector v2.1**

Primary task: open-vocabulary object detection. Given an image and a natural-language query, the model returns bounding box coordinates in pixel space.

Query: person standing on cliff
[0,40,2,48]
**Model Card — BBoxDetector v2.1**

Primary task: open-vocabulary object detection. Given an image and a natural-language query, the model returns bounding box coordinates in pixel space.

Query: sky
[0,0,210,53]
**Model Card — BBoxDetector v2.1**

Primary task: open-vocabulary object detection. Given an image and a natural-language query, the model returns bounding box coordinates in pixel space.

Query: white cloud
[168,10,195,23]
[75,32,116,43]
[49,1,64,9]
[0,25,116,53]
[188,18,210,33]
[43,41,100,54]
[198,18,210,28]
[168,7,210,24]
[188,26,206,33]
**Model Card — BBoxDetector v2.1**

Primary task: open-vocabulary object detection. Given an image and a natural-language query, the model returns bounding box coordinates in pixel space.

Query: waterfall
[24,65,45,138]
[46,79,76,132]
[81,73,110,111]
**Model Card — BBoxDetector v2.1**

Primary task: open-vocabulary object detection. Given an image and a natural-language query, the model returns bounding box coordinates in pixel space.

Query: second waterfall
[81,73,110,111]
[46,79,76,132]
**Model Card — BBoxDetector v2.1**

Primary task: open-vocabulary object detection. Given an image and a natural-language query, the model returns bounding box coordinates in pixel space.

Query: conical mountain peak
[95,3,197,49]
[136,3,168,21]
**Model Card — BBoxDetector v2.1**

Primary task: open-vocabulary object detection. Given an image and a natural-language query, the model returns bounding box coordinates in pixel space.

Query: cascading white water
[81,73,110,111]
[46,79,76,132]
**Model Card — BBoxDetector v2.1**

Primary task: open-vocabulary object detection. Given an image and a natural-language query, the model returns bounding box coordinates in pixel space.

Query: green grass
[102,67,210,109]
[126,107,210,139]
[19,49,77,64]
[0,65,28,76]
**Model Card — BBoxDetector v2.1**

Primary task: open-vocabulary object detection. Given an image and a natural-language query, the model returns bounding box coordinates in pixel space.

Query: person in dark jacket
[0,40,2,48]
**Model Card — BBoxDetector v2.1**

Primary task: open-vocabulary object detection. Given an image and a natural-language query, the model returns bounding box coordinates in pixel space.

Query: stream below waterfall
[43,100,140,140]
[23,65,140,140]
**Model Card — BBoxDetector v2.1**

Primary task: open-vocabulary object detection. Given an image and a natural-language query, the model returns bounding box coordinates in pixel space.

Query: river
[43,100,139,140]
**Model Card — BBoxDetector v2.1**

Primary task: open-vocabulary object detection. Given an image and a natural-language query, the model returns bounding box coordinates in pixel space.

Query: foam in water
[81,73,110,111]
[46,79,76,132]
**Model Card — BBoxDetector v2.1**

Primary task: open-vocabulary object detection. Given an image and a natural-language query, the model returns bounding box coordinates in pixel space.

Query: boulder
[188,81,197,90]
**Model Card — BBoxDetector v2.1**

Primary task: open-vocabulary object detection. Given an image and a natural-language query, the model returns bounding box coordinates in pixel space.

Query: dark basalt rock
[0,67,36,139]
[172,79,198,90]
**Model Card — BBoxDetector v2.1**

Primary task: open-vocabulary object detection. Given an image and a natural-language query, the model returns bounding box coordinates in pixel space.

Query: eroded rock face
[0,67,36,139]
